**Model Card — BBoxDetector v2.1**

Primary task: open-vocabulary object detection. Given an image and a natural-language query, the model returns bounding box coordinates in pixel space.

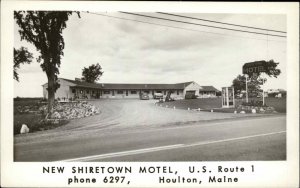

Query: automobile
[140,93,150,100]
[154,93,163,99]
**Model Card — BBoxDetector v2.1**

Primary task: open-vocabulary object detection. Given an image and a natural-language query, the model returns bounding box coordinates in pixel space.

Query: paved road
[14,100,286,161]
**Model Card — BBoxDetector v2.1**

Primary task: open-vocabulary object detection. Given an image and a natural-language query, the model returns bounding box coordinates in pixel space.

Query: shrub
[15,96,21,101]
[40,98,47,102]
[242,100,266,107]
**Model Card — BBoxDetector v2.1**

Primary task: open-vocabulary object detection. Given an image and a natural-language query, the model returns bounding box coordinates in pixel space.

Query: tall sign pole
[245,75,248,103]
[262,74,265,106]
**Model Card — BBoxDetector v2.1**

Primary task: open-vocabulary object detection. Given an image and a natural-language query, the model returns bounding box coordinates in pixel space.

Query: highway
[14,101,286,162]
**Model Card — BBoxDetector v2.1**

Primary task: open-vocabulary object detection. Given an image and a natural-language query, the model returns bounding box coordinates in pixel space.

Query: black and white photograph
[1,1,299,187]
[13,10,287,162]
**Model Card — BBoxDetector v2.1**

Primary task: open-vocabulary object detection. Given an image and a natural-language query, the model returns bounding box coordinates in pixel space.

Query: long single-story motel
[42,78,219,100]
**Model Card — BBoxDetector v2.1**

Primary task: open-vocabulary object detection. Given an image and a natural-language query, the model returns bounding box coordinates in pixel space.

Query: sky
[14,12,287,97]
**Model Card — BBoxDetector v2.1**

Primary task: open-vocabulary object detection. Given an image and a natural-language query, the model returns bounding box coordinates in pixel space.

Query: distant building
[42,78,219,100]
[266,89,287,98]
[199,86,219,98]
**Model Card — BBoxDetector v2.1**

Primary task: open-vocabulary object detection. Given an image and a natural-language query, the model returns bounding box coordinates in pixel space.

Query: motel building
[42,78,219,100]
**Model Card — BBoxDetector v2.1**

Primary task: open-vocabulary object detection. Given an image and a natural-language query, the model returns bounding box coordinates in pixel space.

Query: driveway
[15,99,263,144]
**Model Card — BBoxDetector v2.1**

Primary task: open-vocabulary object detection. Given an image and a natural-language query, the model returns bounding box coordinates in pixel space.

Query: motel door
[96,90,101,99]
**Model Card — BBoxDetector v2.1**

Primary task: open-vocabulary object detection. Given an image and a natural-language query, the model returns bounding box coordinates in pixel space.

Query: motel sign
[242,60,268,105]
[242,61,268,76]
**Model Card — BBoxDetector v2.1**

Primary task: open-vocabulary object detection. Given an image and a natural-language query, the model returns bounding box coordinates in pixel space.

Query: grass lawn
[14,97,43,107]
[164,97,286,113]
[14,113,44,135]
[14,113,68,135]
[235,97,286,113]
[165,98,222,110]
[259,97,286,113]
[14,97,67,135]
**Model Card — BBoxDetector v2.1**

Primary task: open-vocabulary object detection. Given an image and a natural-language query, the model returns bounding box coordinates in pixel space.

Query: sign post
[245,75,248,103]
[262,74,265,106]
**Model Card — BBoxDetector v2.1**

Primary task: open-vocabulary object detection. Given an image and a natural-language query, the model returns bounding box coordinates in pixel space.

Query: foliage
[234,59,281,97]
[14,47,33,81]
[262,59,281,78]
[232,74,263,96]
[242,100,265,107]
[14,11,80,113]
[82,63,104,83]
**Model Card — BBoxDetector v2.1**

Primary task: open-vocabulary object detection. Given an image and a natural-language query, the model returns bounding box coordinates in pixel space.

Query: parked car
[154,93,163,99]
[140,93,150,100]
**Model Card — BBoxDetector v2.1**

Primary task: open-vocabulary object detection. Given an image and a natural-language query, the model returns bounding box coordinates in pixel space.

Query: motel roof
[60,78,194,90]
[199,86,219,92]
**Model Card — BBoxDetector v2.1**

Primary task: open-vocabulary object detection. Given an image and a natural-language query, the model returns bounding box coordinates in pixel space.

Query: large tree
[260,59,281,78]
[14,11,79,114]
[233,59,281,97]
[14,47,33,81]
[232,75,263,96]
[82,63,104,83]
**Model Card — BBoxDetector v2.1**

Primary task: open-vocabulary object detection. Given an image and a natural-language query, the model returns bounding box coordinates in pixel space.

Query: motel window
[131,91,137,94]
[72,89,75,93]
[87,90,90,94]
[177,90,179,95]
[104,91,110,94]
[92,90,95,94]
[117,90,123,94]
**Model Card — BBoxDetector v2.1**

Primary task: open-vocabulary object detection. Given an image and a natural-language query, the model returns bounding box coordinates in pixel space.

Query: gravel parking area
[87,99,255,128]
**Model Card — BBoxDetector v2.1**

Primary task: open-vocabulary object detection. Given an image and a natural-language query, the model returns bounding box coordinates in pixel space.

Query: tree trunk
[47,73,55,116]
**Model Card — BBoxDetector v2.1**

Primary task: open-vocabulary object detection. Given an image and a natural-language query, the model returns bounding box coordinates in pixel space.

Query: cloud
[115,20,140,33]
